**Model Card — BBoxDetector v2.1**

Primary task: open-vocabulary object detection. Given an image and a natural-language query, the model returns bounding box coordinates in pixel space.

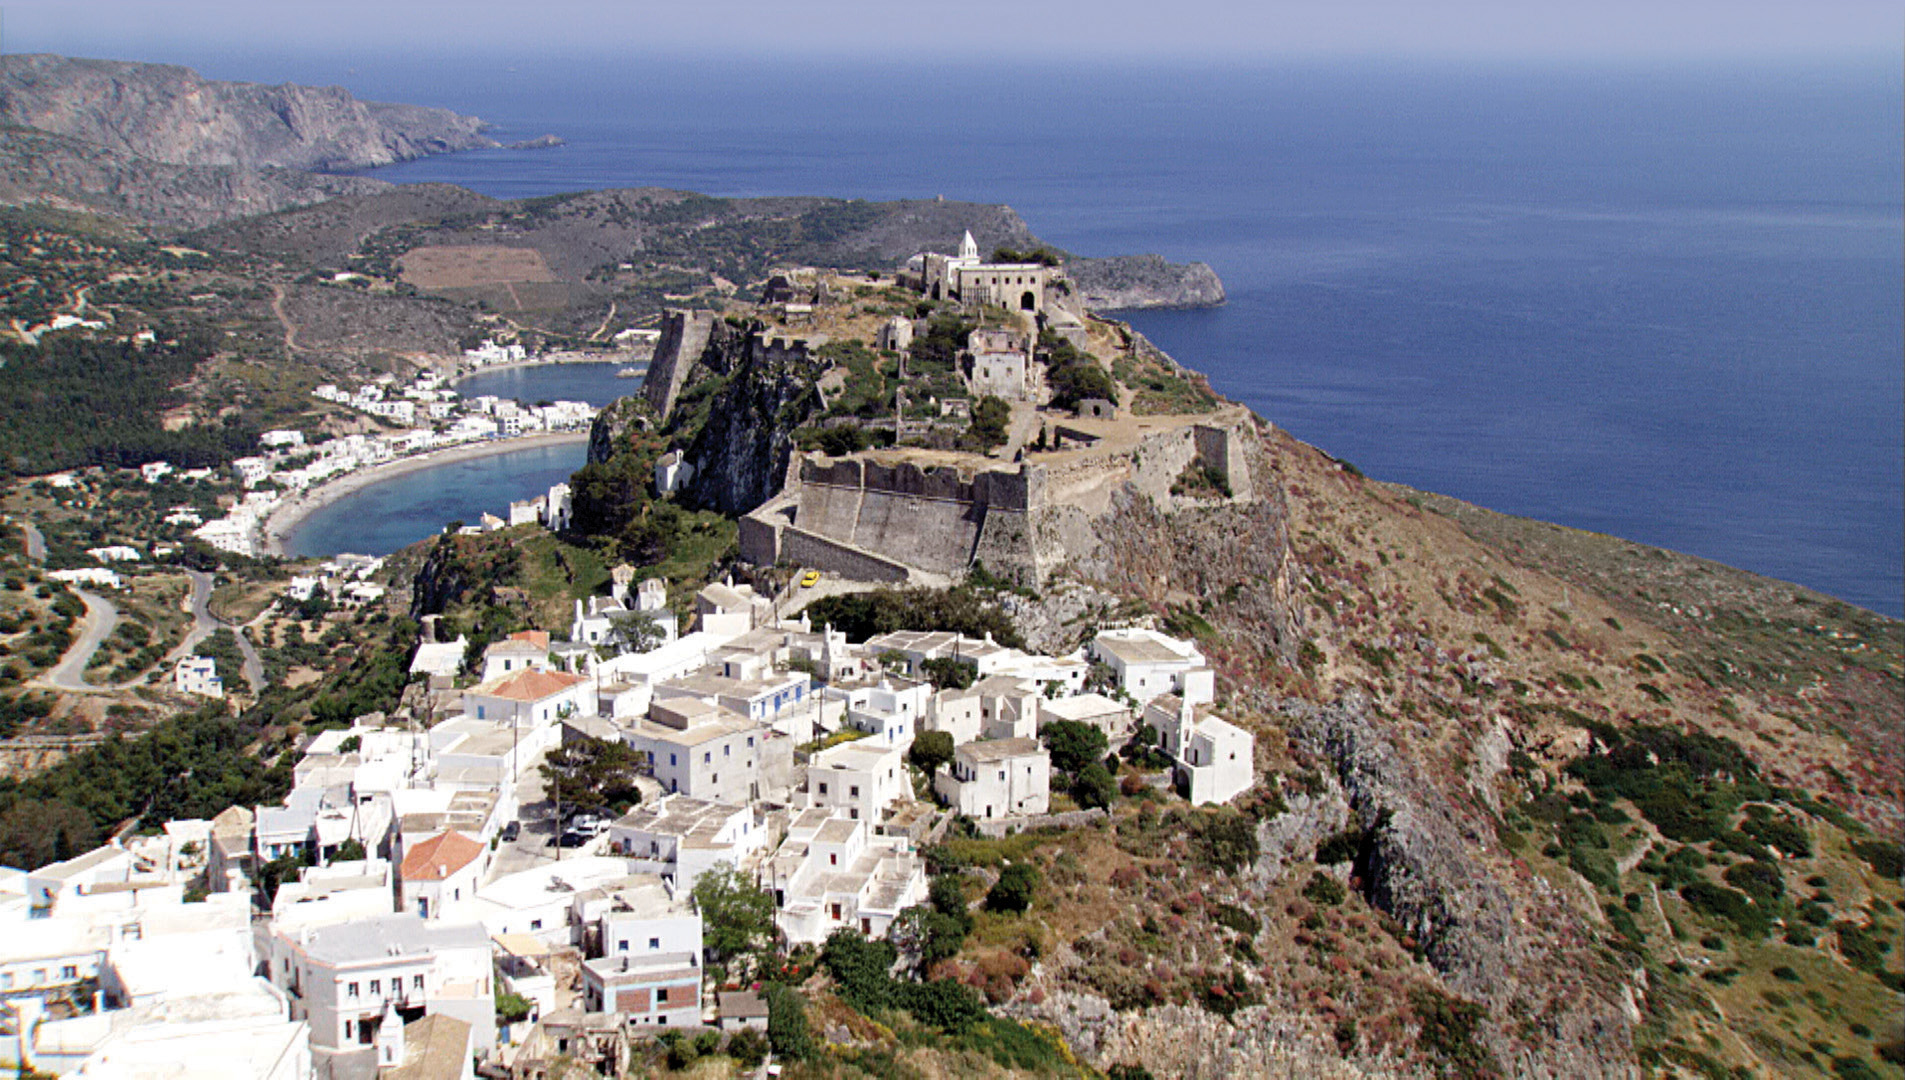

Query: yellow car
[799,570,821,588]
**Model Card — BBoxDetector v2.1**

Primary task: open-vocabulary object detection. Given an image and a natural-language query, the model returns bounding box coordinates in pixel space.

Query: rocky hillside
[0,125,390,231]
[0,54,498,171]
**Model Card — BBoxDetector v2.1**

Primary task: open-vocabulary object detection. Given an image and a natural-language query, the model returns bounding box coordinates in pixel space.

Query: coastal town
[0,558,1252,1077]
[0,233,1266,1078]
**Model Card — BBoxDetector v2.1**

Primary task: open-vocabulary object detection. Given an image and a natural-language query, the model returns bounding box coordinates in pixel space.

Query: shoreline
[259,431,590,558]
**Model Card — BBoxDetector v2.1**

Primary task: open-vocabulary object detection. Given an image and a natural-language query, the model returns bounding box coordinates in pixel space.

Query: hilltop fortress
[621,230,1259,586]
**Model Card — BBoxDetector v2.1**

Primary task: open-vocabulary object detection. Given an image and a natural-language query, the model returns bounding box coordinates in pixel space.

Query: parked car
[800,570,821,588]
[500,821,521,842]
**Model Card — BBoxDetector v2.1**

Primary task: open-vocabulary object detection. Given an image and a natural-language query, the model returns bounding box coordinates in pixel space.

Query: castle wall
[642,309,716,419]
[781,527,913,584]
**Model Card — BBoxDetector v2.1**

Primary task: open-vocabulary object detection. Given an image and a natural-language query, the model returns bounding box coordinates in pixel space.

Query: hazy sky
[3,0,1899,64]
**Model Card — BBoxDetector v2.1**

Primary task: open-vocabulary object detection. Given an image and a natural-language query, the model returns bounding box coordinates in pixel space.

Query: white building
[1089,627,1215,705]
[267,913,497,1067]
[1145,696,1255,806]
[619,698,789,805]
[833,677,930,751]
[934,738,1051,820]
[765,811,925,946]
[806,740,911,824]
[175,655,224,699]
[606,796,765,890]
[462,669,594,728]
[398,831,489,921]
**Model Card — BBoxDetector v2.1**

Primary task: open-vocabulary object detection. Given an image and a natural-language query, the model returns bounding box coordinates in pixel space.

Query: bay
[231,53,1898,614]
[280,440,587,558]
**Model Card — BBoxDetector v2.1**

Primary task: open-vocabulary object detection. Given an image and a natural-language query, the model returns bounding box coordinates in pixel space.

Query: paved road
[41,589,120,692]
[20,518,46,562]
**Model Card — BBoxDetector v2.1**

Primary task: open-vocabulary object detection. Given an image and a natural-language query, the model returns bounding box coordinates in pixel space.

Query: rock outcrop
[1068,253,1227,310]
[1281,695,1639,1078]
[0,54,497,171]
[679,326,823,515]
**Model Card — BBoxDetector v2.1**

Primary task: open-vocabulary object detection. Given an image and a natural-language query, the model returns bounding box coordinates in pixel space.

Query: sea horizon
[144,49,1898,616]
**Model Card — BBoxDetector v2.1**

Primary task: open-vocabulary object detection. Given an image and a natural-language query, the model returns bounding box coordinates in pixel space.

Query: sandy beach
[258,431,590,557]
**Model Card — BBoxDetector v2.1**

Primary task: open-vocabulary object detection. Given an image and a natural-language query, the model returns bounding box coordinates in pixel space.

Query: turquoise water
[280,439,587,558]
[237,54,1899,614]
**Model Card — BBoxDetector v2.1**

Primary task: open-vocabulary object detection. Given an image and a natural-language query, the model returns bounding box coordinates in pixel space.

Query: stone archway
[1020,290,1037,311]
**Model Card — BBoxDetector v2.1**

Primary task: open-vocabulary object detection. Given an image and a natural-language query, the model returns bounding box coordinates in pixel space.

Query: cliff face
[680,326,823,515]
[0,54,497,171]
[1069,253,1228,310]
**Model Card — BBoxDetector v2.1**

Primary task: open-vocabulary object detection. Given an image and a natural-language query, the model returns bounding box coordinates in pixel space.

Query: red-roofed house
[462,669,594,730]
[400,830,488,920]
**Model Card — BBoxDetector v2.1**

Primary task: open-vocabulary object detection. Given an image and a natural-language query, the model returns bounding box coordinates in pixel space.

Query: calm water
[281,441,586,558]
[455,362,644,408]
[227,54,1899,614]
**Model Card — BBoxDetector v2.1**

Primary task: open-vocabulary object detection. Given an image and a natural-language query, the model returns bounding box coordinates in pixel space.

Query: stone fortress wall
[740,411,1258,585]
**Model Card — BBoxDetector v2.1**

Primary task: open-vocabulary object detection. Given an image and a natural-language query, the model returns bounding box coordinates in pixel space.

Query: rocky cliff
[679,325,824,515]
[0,54,498,171]
[1069,253,1228,310]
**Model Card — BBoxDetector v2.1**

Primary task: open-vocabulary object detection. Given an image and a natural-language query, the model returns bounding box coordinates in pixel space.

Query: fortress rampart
[740,412,1255,585]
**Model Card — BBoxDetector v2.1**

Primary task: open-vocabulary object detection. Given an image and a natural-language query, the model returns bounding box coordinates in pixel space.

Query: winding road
[40,589,121,692]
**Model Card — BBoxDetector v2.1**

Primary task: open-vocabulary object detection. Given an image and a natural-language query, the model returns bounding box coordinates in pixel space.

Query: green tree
[920,657,977,690]
[1071,763,1118,810]
[909,730,956,780]
[962,395,1011,452]
[539,736,645,817]
[985,863,1040,914]
[1040,720,1108,778]
[692,864,778,967]
[765,984,815,1060]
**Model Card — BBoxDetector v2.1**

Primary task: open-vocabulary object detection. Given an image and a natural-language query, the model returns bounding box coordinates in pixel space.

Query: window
[349,982,360,998]
[746,736,755,748]
[60,965,77,979]
[703,751,711,764]
[669,753,677,766]
[413,975,424,991]
[818,782,829,796]
[849,786,859,798]
[344,1020,353,1040]
[370,979,381,996]
[530,919,542,930]
[657,987,669,1003]
[829,852,838,866]
[649,937,660,950]
[724,745,730,757]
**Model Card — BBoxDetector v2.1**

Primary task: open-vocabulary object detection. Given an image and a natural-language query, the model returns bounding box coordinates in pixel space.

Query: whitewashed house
[934,738,1050,820]
[1145,696,1254,806]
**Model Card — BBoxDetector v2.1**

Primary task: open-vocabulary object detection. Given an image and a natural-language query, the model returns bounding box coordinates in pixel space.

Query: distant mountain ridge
[0,53,498,171]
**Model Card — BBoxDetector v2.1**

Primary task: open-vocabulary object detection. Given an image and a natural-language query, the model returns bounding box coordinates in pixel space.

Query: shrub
[1072,763,1118,810]
[986,863,1040,914]
[725,1027,768,1067]
[1194,811,1260,875]
[1722,860,1785,905]
[1850,840,1904,878]
[1303,872,1346,907]
[1408,986,1499,1075]
[1316,825,1363,865]
[1680,882,1770,939]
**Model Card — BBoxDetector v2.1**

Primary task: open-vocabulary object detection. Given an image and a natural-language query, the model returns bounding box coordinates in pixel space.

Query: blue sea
[235,53,1899,616]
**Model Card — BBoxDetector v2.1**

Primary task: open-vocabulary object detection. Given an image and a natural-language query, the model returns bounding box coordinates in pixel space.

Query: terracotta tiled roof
[473,669,586,703]
[509,630,551,649]
[400,831,484,881]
